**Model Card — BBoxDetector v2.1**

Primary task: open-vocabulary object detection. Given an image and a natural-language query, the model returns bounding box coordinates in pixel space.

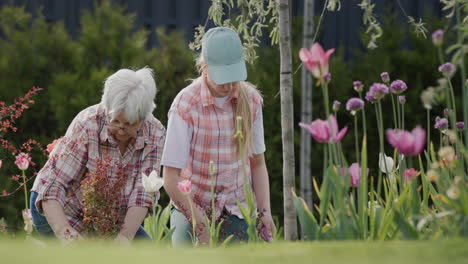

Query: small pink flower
[22,209,33,234]
[299,114,347,144]
[299,43,335,79]
[15,152,31,171]
[404,168,419,182]
[386,126,426,157]
[47,138,62,154]
[348,163,369,187]
[177,180,192,194]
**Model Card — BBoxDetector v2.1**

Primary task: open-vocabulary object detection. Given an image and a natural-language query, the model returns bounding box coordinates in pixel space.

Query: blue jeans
[170,206,248,247]
[30,191,151,239]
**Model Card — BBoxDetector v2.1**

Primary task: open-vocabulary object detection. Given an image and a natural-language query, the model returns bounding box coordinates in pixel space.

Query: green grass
[2,239,468,264]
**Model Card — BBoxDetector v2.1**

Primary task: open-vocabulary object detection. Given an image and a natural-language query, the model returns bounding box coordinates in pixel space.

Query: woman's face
[203,69,238,98]
[107,112,142,143]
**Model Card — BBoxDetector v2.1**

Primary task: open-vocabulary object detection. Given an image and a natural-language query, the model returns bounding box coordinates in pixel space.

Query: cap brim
[207,60,247,85]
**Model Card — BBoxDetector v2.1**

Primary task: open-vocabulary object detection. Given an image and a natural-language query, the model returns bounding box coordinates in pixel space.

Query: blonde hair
[195,57,261,156]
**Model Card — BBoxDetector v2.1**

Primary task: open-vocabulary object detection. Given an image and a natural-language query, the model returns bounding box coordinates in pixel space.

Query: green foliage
[143,204,174,245]
[0,0,195,228]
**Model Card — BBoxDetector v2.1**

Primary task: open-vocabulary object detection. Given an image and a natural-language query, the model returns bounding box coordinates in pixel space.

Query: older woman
[30,67,165,242]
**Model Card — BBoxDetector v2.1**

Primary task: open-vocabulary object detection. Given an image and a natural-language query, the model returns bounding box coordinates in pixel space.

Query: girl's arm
[251,153,276,240]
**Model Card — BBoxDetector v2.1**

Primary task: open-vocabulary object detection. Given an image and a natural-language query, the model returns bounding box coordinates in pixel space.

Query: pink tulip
[299,114,347,144]
[15,152,31,171]
[386,126,426,156]
[299,43,335,79]
[404,168,419,182]
[177,180,192,194]
[348,163,369,187]
[0,160,2,169]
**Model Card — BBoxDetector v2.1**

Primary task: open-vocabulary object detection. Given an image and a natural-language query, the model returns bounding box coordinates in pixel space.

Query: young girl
[161,27,275,246]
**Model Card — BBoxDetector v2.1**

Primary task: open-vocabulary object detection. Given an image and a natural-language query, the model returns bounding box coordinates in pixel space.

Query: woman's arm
[116,206,148,242]
[42,200,83,241]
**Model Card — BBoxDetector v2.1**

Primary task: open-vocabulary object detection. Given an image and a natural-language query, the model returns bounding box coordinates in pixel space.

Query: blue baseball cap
[201,27,247,85]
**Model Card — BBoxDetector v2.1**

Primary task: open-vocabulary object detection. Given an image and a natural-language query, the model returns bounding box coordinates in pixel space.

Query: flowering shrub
[81,155,126,238]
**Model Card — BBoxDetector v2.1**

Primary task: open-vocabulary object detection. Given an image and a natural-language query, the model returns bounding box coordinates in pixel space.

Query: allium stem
[426,109,430,152]
[456,4,468,161]
[358,92,367,136]
[354,115,360,164]
[401,102,405,130]
[390,94,398,128]
[376,102,385,198]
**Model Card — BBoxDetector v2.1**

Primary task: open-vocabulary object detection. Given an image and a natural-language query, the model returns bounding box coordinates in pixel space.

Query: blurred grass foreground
[1,239,468,264]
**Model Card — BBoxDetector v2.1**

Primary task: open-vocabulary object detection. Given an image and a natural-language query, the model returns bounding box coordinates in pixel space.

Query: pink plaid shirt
[167,77,262,219]
[31,104,165,233]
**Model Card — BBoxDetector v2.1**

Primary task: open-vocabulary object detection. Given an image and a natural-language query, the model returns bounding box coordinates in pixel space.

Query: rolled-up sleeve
[34,123,89,214]
[128,127,166,209]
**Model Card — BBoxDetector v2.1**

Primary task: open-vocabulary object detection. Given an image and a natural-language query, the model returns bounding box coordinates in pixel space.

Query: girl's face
[203,68,238,98]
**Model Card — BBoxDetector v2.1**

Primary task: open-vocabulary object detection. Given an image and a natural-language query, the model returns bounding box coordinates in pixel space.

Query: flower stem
[390,94,398,128]
[22,170,28,210]
[187,197,197,246]
[359,93,367,136]
[354,115,360,164]
[426,109,430,152]
[401,102,405,130]
[376,101,385,198]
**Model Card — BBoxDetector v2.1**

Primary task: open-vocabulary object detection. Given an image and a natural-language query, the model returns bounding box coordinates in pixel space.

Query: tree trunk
[278,0,297,241]
[300,0,314,213]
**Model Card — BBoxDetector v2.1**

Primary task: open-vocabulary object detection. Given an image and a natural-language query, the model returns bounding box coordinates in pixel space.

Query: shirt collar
[200,77,239,107]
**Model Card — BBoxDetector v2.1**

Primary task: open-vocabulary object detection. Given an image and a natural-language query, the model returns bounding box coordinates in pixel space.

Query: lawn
[2,239,467,264]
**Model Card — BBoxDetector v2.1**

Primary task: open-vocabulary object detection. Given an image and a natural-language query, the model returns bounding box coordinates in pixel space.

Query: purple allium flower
[398,95,406,104]
[353,81,363,93]
[324,72,332,83]
[432,29,444,46]
[438,62,456,76]
[390,80,408,94]
[434,116,449,130]
[380,72,390,83]
[456,122,465,131]
[332,100,341,112]
[369,83,389,100]
[365,90,376,103]
[346,97,365,115]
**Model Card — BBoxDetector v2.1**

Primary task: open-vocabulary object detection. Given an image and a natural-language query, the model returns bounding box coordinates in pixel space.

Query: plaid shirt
[31,104,165,233]
[168,77,262,219]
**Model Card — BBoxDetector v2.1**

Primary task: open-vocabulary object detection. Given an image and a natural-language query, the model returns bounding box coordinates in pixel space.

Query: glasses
[106,122,140,134]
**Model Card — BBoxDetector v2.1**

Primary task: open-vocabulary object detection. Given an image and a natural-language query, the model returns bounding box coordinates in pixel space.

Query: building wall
[0,0,444,58]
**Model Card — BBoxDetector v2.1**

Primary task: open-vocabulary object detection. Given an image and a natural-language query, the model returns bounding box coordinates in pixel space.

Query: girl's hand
[258,212,275,242]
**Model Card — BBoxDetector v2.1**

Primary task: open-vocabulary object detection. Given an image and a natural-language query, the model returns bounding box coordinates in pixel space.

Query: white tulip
[142,170,164,193]
[379,153,394,174]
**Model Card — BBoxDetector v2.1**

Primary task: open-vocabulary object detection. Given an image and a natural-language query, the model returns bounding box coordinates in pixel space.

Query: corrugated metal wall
[0,0,445,57]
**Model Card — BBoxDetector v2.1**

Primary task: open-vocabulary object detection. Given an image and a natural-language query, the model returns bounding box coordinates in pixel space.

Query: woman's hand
[57,225,83,245]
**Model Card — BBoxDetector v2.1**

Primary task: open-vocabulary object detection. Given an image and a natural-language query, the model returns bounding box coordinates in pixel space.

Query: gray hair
[101,67,157,124]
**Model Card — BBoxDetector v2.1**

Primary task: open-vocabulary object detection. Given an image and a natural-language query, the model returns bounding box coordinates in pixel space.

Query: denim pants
[30,191,151,239]
[170,206,248,247]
